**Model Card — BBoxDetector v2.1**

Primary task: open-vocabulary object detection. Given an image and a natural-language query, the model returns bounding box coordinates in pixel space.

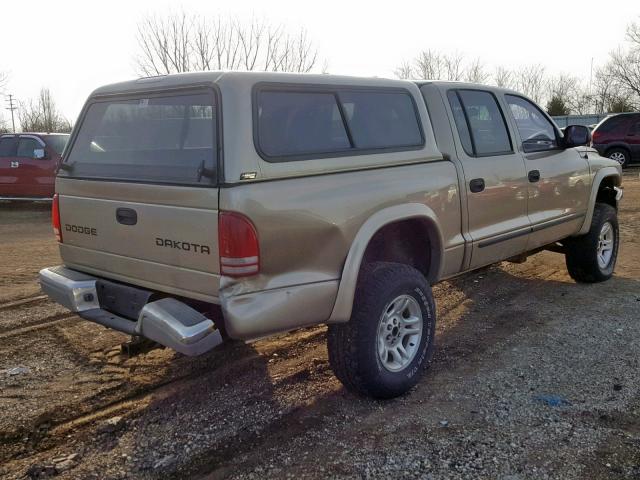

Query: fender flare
[327,203,444,323]
[576,166,621,236]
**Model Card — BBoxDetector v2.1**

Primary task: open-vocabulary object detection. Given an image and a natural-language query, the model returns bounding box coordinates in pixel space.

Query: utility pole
[5,94,17,133]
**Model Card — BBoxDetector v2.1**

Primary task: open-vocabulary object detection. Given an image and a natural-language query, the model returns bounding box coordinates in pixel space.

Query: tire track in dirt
[0,327,328,468]
[0,294,47,311]
[0,313,77,339]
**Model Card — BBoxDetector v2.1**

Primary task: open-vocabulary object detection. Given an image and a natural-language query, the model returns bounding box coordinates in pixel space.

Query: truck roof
[415,80,520,95]
[0,132,69,137]
[90,71,424,97]
[90,72,526,100]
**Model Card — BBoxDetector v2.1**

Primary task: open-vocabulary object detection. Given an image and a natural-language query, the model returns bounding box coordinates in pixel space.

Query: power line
[5,94,17,133]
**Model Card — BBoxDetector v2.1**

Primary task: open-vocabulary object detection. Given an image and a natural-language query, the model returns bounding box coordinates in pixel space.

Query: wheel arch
[327,203,444,323]
[604,144,631,158]
[576,167,621,236]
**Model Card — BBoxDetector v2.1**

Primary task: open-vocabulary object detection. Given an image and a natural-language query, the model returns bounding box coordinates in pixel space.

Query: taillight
[52,193,62,242]
[218,212,259,277]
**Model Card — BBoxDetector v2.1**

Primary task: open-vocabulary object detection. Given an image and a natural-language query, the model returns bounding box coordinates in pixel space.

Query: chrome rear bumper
[39,266,223,356]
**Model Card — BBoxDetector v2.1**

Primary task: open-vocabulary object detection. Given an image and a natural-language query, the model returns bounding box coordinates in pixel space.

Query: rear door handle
[469,178,485,193]
[116,208,138,225]
[528,170,540,183]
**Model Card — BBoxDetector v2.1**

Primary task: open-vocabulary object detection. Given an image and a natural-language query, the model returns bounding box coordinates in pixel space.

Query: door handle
[10,161,19,168]
[116,208,138,225]
[528,170,540,183]
[469,178,485,193]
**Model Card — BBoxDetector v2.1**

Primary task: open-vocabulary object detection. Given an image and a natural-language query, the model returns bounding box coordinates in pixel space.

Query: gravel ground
[0,170,639,479]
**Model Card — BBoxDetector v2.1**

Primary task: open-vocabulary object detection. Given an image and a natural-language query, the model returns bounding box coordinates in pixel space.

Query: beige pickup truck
[39,72,623,398]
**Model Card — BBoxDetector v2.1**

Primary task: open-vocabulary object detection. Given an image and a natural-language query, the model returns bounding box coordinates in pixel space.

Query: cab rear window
[255,86,424,161]
[62,89,217,185]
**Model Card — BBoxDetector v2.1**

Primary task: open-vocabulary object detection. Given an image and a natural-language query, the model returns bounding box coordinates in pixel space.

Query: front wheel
[565,203,619,283]
[327,262,436,399]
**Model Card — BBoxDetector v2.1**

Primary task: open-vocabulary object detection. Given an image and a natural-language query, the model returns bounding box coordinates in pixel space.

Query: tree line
[135,12,640,117]
[396,20,640,116]
[1,14,639,134]
[1,79,71,134]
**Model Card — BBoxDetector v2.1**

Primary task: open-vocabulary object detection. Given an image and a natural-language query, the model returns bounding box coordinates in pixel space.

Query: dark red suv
[591,113,640,167]
[0,133,69,200]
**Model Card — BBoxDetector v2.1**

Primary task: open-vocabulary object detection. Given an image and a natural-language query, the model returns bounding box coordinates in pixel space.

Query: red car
[591,112,640,167]
[0,133,69,200]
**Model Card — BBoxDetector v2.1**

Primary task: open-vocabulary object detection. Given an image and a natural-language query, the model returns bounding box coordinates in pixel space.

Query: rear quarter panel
[217,74,465,300]
[219,161,465,297]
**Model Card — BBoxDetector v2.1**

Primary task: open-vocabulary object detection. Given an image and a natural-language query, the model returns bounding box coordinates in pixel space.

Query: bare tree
[591,67,635,113]
[0,71,8,93]
[443,52,465,81]
[514,65,546,104]
[0,71,8,133]
[394,60,413,80]
[135,12,319,75]
[544,74,588,114]
[398,50,475,81]
[492,66,515,89]
[465,58,489,84]
[18,88,72,133]
[412,50,446,80]
[604,20,640,107]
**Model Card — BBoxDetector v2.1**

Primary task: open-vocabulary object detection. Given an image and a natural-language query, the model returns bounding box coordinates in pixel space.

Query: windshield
[63,89,218,185]
[43,135,69,155]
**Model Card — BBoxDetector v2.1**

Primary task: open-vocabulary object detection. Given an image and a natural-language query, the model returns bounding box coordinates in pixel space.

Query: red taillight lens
[52,193,62,242]
[218,211,259,277]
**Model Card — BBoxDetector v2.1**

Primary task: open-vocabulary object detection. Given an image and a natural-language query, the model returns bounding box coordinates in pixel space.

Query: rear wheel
[607,148,630,168]
[565,203,619,283]
[327,262,435,399]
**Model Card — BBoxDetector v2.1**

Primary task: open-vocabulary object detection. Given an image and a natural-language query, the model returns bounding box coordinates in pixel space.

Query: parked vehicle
[0,133,70,200]
[591,112,640,167]
[39,73,623,398]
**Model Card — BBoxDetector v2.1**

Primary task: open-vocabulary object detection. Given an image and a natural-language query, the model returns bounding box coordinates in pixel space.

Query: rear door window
[0,137,17,157]
[255,86,424,161]
[446,91,474,155]
[459,91,512,156]
[449,89,512,156]
[63,89,217,185]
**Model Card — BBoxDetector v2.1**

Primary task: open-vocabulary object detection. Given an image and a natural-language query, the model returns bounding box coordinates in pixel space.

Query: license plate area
[96,279,155,320]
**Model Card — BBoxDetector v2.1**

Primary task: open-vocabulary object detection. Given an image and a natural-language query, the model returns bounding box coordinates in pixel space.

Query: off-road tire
[565,203,619,283]
[327,262,436,399]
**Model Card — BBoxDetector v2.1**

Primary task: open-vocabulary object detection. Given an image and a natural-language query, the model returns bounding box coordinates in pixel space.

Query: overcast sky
[1,0,638,124]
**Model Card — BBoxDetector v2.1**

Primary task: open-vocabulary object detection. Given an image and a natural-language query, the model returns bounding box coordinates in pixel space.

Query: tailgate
[57,179,220,302]
[55,87,222,302]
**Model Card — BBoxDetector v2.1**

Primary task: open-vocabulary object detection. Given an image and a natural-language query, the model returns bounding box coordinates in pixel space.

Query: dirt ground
[1,170,639,480]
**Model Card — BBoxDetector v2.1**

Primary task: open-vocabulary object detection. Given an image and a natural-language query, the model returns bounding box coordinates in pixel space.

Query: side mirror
[564,125,591,148]
[33,148,46,159]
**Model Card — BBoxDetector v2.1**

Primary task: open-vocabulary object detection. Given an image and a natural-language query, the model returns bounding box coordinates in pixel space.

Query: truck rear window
[63,90,217,185]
